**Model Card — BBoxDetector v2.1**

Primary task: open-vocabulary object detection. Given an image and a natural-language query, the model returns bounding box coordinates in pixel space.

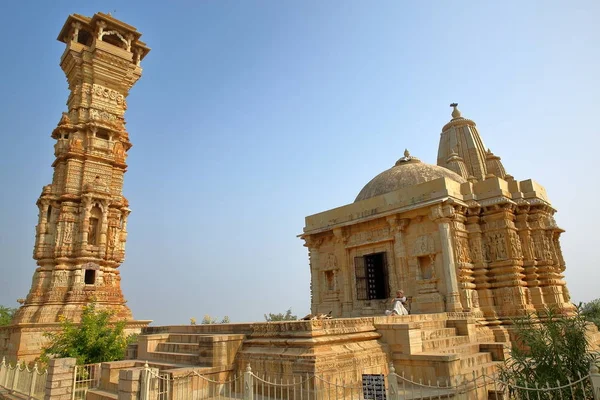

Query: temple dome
[355,150,467,202]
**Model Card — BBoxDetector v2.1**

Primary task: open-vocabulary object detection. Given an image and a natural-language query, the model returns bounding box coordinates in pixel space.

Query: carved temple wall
[305,191,573,325]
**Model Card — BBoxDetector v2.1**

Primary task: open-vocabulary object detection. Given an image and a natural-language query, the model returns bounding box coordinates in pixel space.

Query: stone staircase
[375,313,507,387]
[136,332,246,369]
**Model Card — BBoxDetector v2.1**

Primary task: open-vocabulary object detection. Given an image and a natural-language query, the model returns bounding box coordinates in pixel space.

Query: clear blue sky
[0,1,598,325]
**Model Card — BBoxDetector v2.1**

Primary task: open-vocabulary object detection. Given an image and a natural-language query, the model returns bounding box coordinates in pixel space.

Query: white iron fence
[0,357,47,400]
[72,362,101,400]
[138,363,600,400]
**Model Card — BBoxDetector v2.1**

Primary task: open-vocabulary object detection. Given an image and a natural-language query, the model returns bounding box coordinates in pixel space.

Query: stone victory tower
[2,13,151,361]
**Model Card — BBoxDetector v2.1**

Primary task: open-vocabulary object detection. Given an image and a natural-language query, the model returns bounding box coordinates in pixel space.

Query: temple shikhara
[0,11,596,400]
[0,12,150,361]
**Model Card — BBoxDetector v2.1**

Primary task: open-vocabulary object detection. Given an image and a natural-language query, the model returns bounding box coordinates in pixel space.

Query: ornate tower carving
[437,103,493,181]
[12,13,150,329]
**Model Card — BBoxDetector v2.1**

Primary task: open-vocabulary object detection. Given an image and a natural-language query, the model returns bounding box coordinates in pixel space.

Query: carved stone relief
[412,235,435,256]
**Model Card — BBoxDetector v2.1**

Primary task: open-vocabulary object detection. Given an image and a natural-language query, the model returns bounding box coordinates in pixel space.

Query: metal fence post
[243,364,254,400]
[591,362,600,400]
[28,363,38,400]
[387,362,400,400]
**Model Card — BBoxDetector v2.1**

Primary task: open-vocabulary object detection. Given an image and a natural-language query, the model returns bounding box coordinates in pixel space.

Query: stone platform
[0,319,150,363]
[92,313,507,395]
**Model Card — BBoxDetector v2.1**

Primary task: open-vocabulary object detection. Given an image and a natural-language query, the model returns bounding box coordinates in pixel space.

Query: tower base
[0,320,151,363]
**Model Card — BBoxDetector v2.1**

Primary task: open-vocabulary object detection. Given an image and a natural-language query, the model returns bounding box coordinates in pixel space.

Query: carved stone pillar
[515,205,544,312]
[98,202,109,258]
[481,203,533,322]
[118,208,131,261]
[451,206,479,314]
[34,200,50,259]
[80,197,92,249]
[466,207,497,324]
[386,216,410,294]
[303,236,323,314]
[528,206,572,312]
[332,228,350,316]
[430,205,462,312]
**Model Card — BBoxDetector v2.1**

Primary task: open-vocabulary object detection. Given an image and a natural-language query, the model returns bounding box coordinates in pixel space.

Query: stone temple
[0,12,151,362]
[301,102,574,341]
[1,11,597,399]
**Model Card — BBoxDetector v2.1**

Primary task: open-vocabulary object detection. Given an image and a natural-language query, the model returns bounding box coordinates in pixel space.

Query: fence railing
[72,362,101,400]
[0,357,47,400]
[137,362,600,400]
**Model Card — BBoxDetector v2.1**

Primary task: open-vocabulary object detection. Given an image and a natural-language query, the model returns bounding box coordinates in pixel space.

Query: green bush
[581,298,600,329]
[40,302,131,365]
[264,308,297,321]
[499,306,598,399]
[0,306,16,326]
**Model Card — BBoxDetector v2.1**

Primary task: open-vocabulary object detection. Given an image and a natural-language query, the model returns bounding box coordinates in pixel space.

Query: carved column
[481,203,533,322]
[34,200,50,259]
[98,202,109,258]
[80,197,92,250]
[386,216,410,294]
[466,206,497,323]
[515,204,544,312]
[304,236,323,314]
[451,206,479,314]
[552,230,572,306]
[529,206,572,311]
[430,205,462,312]
[333,228,350,316]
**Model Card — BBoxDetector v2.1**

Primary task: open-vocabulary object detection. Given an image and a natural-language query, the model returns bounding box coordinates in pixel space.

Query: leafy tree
[0,306,16,326]
[264,308,297,322]
[41,302,129,365]
[581,298,600,329]
[499,306,598,399]
[201,315,230,324]
[202,315,217,324]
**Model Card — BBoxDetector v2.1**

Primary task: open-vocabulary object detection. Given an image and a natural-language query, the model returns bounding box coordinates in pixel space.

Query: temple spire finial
[450,103,461,119]
[404,149,410,158]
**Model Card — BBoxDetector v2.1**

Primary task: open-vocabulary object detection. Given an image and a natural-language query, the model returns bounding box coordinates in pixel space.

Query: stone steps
[86,388,119,400]
[157,341,200,353]
[421,335,471,352]
[420,327,457,341]
[167,333,209,343]
[459,360,501,382]
[146,350,200,365]
[459,352,493,370]
[426,342,482,355]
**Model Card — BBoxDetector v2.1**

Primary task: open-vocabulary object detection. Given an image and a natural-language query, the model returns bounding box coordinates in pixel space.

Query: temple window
[354,252,389,300]
[77,30,93,46]
[84,269,96,285]
[102,32,127,49]
[96,129,110,140]
[418,255,433,279]
[324,270,335,291]
[46,205,52,222]
[88,206,102,245]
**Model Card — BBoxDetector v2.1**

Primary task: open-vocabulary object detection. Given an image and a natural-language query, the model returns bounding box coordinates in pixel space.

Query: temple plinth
[0,12,151,362]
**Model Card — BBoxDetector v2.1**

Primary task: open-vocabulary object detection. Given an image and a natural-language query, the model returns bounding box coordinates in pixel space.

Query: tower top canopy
[57,12,150,62]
